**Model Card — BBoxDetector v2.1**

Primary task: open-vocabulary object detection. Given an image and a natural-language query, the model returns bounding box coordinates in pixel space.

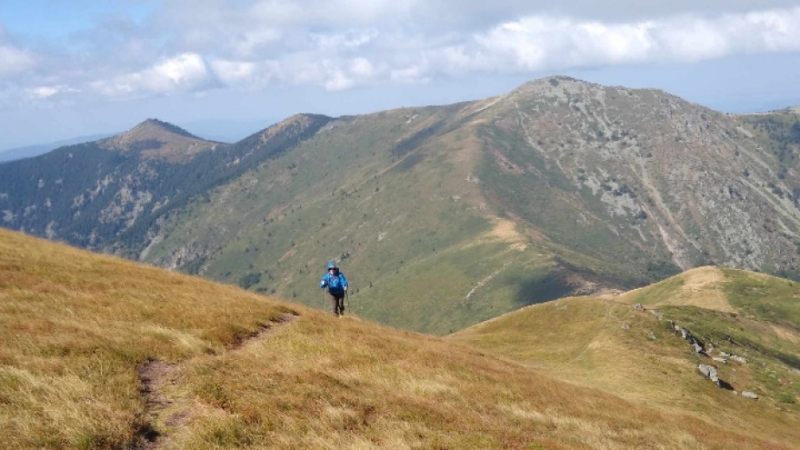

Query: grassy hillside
[132,77,800,337]
[0,115,330,253]
[142,100,642,335]
[2,228,794,449]
[451,267,800,448]
[0,227,296,448]
[5,77,800,339]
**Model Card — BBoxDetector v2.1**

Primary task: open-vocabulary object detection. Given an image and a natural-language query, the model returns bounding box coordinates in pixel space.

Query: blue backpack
[328,274,343,291]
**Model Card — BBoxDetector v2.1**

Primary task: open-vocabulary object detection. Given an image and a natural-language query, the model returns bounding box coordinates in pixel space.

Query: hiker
[319,262,348,316]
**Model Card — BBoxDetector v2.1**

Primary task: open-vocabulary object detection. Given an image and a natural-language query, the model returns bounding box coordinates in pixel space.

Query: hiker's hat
[327,262,337,269]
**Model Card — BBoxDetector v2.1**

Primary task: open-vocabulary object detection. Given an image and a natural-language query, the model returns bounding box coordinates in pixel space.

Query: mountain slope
[450,267,800,447]
[140,101,627,335]
[3,77,800,336]
[0,228,795,450]
[140,77,800,334]
[478,77,800,275]
[0,115,330,252]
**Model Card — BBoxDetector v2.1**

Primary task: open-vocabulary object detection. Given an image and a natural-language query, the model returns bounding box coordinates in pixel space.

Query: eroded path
[135,313,298,449]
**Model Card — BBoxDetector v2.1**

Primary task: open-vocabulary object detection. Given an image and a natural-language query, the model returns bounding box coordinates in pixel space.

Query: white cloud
[6,2,800,104]
[24,85,79,99]
[311,30,379,51]
[89,53,214,99]
[246,0,420,26]
[390,64,431,84]
[152,53,210,86]
[231,28,283,58]
[464,7,800,73]
[291,58,383,91]
[0,44,35,78]
[349,57,376,78]
[195,6,800,92]
[212,60,257,83]
[320,58,378,91]
[162,0,800,32]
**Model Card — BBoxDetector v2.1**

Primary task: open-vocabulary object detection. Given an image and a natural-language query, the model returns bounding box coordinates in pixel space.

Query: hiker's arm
[319,274,328,288]
[341,274,348,290]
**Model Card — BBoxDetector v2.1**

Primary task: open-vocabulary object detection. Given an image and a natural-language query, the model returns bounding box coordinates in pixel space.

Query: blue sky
[1,0,800,150]
[0,1,155,39]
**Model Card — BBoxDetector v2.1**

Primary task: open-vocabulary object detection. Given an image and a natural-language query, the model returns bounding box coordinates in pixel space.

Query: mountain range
[2,76,800,334]
[3,75,800,448]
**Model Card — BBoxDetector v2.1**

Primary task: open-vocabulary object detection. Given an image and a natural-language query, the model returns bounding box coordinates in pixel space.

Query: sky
[1,0,800,150]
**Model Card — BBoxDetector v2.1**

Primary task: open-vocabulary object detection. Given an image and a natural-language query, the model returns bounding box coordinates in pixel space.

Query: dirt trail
[134,313,297,449]
[135,361,180,450]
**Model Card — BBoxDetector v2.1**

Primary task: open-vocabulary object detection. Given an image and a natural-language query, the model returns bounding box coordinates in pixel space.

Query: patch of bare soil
[488,146,525,174]
[135,361,178,450]
[134,312,298,449]
[771,324,800,345]
[595,288,625,299]
[235,313,297,350]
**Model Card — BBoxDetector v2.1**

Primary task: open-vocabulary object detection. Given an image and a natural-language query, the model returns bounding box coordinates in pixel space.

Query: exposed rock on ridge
[476,76,800,276]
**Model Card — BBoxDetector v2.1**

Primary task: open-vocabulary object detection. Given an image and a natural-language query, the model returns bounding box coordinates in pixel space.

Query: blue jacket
[320,270,348,295]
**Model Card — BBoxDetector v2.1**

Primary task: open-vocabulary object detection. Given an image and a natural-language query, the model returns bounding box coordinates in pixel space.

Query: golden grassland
[1,228,796,449]
[451,268,800,449]
[0,227,295,448]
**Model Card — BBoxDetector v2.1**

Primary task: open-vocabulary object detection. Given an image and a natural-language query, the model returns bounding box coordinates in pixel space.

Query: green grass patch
[721,268,800,329]
[628,276,685,306]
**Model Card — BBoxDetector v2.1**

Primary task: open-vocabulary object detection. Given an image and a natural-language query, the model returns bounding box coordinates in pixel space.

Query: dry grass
[0,228,294,449]
[1,228,795,449]
[487,217,529,250]
[451,295,800,448]
[617,266,734,313]
[171,313,786,449]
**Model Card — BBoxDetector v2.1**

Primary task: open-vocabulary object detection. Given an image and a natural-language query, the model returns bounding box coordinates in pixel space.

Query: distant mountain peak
[133,119,201,139]
[504,76,604,101]
[100,118,218,163]
[501,75,691,111]
[520,75,594,89]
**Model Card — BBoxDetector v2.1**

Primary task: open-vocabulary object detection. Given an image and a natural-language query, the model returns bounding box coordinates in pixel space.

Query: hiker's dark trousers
[329,292,345,316]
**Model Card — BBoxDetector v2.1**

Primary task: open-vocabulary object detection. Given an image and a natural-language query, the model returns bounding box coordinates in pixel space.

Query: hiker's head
[327,262,337,271]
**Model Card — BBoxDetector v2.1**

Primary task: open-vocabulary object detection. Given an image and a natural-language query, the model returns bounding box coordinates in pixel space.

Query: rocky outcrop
[493,77,800,277]
[719,352,748,364]
[698,364,720,386]
[669,321,706,355]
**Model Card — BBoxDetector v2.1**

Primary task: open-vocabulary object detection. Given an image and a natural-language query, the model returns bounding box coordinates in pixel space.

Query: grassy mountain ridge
[141,100,636,335]
[0,115,331,254]
[1,227,796,449]
[3,76,800,336]
[140,77,800,335]
[451,267,800,447]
